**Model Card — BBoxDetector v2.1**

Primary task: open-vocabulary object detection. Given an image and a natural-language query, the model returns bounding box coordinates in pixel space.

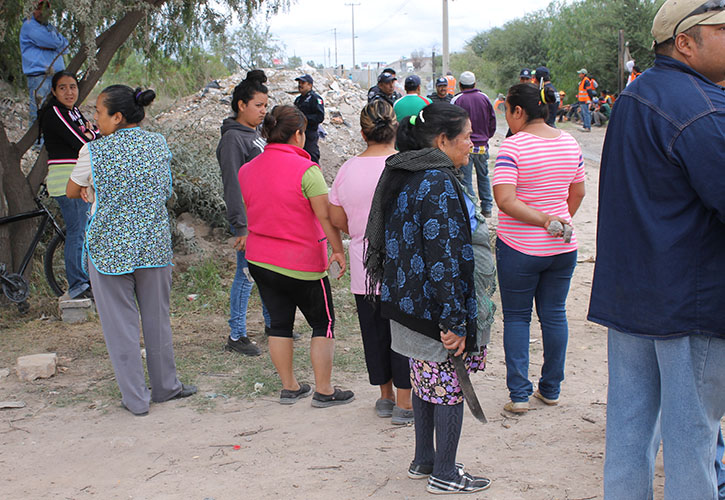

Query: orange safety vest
[445,75,456,95]
[578,77,593,102]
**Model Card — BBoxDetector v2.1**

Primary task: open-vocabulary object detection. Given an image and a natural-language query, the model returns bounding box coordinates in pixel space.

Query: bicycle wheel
[44,233,67,297]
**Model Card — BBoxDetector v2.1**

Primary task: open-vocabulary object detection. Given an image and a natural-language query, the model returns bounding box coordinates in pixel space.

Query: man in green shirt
[393,75,432,122]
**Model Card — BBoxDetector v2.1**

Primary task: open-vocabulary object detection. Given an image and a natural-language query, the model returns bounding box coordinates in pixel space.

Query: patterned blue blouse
[85,127,173,275]
[380,168,477,339]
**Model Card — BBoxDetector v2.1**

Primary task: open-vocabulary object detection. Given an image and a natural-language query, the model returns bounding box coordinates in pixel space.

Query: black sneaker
[408,462,464,480]
[311,387,355,408]
[279,383,312,404]
[225,336,261,356]
[170,383,197,400]
[427,472,491,494]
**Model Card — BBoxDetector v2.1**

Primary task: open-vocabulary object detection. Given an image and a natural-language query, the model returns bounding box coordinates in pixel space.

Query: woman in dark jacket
[39,70,97,299]
[365,103,491,495]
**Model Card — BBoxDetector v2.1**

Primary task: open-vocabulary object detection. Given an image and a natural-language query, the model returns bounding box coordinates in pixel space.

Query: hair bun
[543,85,556,104]
[245,70,267,85]
[134,87,156,107]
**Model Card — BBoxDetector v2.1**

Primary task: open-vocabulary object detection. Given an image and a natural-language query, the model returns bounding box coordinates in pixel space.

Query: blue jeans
[54,196,91,298]
[718,429,725,500]
[496,238,576,402]
[229,249,271,340]
[27,74,53,127]
[579,100,592,129]
[604,329,725,500]
[460,151,492,213]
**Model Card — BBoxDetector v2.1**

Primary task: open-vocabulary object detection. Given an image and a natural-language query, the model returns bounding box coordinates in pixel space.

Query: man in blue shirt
[19,0,68,128]
[588,1,725,498]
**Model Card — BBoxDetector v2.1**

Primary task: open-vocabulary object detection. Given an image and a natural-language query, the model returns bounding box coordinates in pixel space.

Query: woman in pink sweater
[329,100,413,424]
[239,105,353,408]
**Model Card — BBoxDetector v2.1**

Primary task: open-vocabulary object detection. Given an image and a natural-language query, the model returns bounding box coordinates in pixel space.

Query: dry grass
[0,254,365,412]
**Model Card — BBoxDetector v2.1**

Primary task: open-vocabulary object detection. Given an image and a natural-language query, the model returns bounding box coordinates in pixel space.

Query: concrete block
[16,353,57,381]
[59,297,95,324]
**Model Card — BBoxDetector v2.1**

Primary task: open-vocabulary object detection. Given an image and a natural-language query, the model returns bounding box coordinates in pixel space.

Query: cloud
[261,0,554,66]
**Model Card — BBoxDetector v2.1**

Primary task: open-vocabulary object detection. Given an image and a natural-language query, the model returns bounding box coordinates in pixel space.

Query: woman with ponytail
[364,102,492,495]
[216,69,271,357]
[493,83,585,415]
[328,101,414,424]
[39,70,98,299]
[239,105,353,408]
[66,85,196,416]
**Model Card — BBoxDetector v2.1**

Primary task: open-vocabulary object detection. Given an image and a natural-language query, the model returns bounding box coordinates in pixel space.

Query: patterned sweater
[379,159,477,347]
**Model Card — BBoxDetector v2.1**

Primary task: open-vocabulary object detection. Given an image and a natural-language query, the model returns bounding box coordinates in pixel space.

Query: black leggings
[354,295,411,389]
[248,263,335,338]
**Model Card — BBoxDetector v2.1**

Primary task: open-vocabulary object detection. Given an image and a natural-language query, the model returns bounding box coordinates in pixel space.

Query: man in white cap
[588,1,725,498]
[576,68,595,131]
[451,71,496,217]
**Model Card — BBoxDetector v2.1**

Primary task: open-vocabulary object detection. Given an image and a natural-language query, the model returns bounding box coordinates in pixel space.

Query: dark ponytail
[231,70,268,114]
[507,83,556,122]
[395,102,469,152]
[262,105,307,144]
[100,84,156,124]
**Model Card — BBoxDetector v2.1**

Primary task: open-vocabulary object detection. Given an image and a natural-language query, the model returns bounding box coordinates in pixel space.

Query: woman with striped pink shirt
[492,83,586,414]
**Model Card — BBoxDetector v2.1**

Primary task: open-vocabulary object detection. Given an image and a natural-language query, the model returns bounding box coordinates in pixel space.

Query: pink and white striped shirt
[493,131,585,256]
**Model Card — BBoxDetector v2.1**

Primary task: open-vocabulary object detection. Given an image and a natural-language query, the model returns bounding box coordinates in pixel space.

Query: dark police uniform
[367,86,402,107]
[294,90,325,163]
[427,92,452,104]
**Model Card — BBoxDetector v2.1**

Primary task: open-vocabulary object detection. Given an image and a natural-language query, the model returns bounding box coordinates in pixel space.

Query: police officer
[428,76,453,103]
[294,74,325,163]
[367,71,401,106]
[519,68,532,84]
[532,66,560,127]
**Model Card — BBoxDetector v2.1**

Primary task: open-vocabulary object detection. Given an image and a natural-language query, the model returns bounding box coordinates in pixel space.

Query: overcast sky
[261,0,555,68]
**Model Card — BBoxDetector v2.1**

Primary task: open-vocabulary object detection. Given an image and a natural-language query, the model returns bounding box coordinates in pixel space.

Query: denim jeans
[460,151,492,213]
[496,238,576,402]
[604,329,725,500]
[54,195,90,298]
[27,74,52,127]
[579,100,592,129]
[229,249,271,340]
[718,429,725,500]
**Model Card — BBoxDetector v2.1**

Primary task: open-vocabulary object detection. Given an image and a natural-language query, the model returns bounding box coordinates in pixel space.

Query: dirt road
[0,123,664,500]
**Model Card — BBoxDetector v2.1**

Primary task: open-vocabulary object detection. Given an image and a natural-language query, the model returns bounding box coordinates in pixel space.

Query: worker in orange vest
[577,68,595,132]
[444,71,456,96]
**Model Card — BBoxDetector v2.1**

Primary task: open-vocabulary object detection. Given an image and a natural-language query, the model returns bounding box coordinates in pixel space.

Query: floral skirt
[409,349,487,405]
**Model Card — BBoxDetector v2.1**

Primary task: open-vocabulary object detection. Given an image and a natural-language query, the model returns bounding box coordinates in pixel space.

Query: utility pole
[346,2,360,70]
[333,28,338,69]
[442,0,450,75]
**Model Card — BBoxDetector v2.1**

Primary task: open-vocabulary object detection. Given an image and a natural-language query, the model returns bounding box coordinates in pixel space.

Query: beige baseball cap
[652,0,725,44]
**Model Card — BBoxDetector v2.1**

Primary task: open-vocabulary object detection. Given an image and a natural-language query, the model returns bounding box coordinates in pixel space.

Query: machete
[449,350,487,424]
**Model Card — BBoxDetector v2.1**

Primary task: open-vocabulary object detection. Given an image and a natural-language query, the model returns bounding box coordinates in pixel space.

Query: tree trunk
[0,1,169,276]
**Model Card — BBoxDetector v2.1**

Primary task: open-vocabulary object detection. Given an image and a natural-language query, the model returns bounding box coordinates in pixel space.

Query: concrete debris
[59,297,96,324]
[0,401,26,409]
[154,68,369,183]
[16,353,57,381]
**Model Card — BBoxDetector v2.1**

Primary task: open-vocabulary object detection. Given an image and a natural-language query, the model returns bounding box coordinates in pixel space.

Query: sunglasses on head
[673,0,725,38]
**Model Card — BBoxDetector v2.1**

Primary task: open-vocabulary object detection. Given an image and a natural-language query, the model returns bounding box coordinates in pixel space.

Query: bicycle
[0,189,66,313]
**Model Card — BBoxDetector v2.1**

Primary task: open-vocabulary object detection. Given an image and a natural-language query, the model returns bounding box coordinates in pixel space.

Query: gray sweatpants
[89,263,182,414]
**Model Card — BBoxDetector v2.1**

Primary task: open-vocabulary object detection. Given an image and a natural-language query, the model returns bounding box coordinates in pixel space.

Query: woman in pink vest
[239,105,354,407]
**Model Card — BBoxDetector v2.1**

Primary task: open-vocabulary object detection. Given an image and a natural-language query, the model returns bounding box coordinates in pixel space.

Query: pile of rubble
[154,66,369,183]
